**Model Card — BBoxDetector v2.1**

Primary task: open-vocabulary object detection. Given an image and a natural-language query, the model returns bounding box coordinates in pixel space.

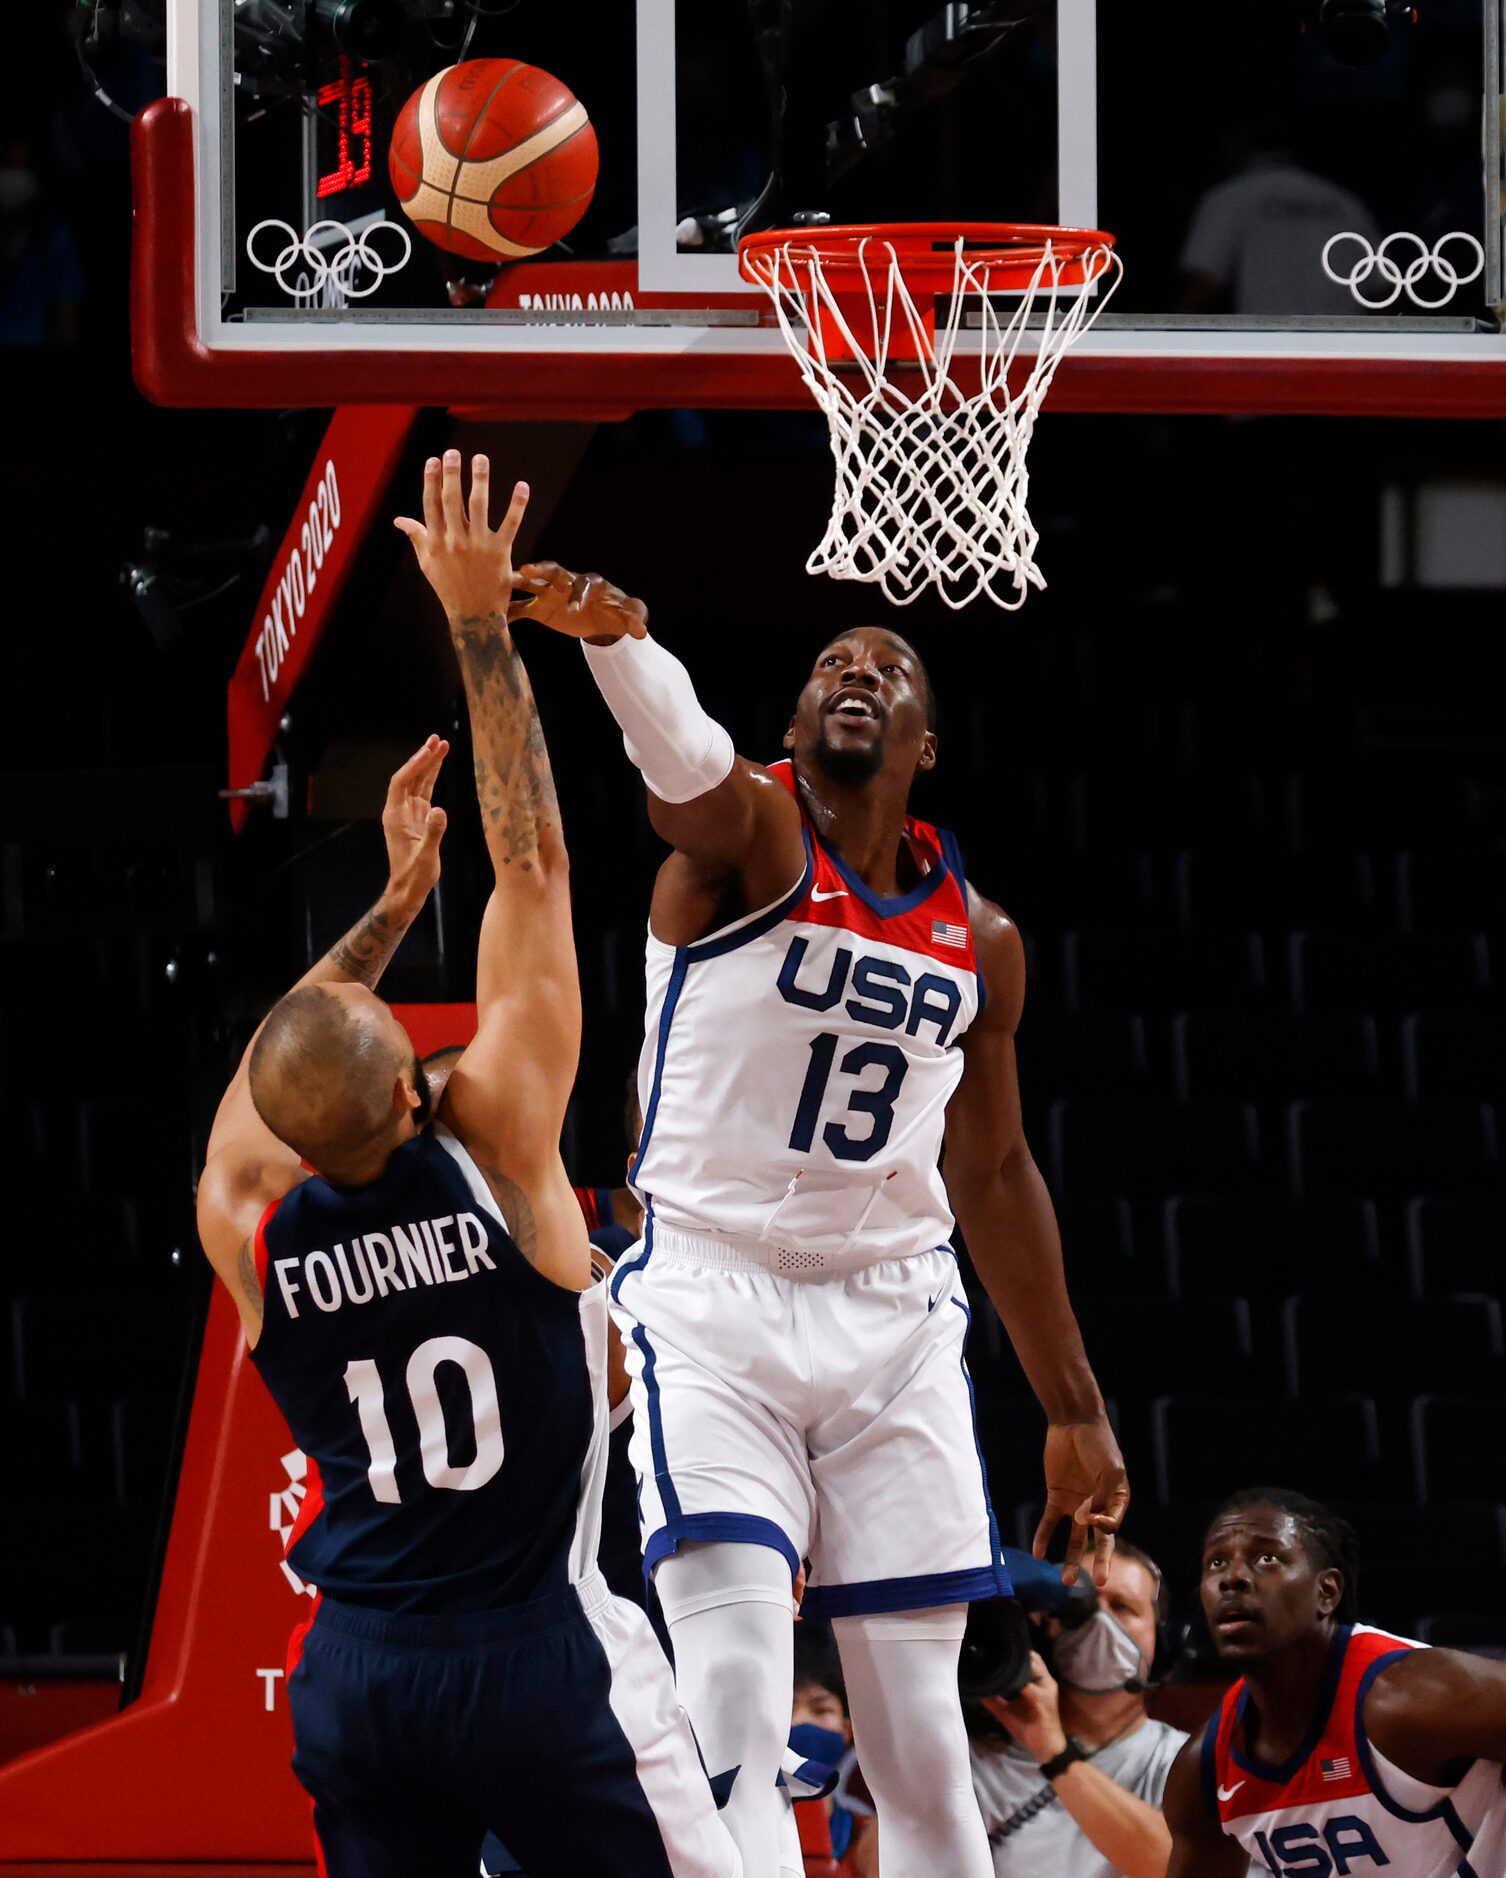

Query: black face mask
[411,1053,433,1129]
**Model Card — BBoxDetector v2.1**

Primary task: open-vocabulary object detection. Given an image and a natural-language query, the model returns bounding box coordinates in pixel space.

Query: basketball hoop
[738,222,1121,611]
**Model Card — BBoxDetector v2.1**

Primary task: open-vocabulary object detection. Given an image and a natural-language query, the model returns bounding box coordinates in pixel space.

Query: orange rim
[738,220,1116,294]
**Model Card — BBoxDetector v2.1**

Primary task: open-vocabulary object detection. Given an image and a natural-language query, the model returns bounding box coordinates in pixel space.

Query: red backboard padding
[0,1006,476,1863]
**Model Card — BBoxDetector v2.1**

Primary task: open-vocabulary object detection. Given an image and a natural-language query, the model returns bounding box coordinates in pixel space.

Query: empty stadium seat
[1071,772,1270,852]
[1291,932,1491,1015]
[11,1293,194,1402]
[110,1395,179,1509]
[1288,1098,1498,1198]
[1399,846,1506,935]
[1412,1395,1506,1501]
[999,850,1161,936]
[1289,772,1481,853]
[1403,1013,1506,1105]
[1175,849,1383,935]
[1151,1393,1388,1502]
[1063,931,1267,1014]
[1415,1612,1506,1654]
[1048,1099,1262,1199]
[1172,1012,1381,1103]
[1055,1197,1140,1291]
[1073,1296,1257,1405]
[1164,1195,1388,1300]
[1015,1012,1151,1098]
[1282,1295,1504,1399]
[1406,1193,1506,1297]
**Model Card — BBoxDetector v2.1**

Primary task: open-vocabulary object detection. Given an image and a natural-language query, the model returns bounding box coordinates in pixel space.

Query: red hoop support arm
[133,96,1506,418]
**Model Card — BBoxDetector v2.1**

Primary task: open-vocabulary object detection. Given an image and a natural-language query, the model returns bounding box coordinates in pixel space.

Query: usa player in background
[195,454,737,1878]
[515,563,1128,1878]
[1163,1488,1506,1877]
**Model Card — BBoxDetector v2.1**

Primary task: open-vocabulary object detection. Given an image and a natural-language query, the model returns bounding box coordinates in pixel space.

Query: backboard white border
[164,0,1506,373]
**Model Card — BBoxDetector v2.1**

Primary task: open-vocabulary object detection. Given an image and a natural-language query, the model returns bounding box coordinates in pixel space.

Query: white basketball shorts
[609,1220,1012,1621]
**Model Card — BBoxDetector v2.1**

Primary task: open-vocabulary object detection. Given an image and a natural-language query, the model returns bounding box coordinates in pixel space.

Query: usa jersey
[251,1124,609,1613]
[1206,1623,1506,1877]
[632,760,984,1272]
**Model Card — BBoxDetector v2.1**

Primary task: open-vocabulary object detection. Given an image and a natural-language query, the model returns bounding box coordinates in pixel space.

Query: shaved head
[249,983,423,1181]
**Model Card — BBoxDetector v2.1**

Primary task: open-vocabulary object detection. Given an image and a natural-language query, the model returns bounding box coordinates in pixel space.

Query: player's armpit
[1161,1730,1246,1878]
[1364,1646,1506,1780]
[459,1143,592,1293]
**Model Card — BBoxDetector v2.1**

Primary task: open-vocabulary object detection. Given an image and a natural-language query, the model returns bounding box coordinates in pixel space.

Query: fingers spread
[468,454,490,532]
[393,516,426,544]
[421,456,442,534]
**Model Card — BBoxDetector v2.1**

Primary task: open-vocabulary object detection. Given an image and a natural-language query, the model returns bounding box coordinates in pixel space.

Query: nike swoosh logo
[811,887,848,902]
[928,1292,944,1313]
[1217,1782,1245,1803]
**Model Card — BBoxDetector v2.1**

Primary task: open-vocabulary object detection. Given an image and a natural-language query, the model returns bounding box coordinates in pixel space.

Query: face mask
[788,1721,849,1772]
[1052,1611,1148,1693]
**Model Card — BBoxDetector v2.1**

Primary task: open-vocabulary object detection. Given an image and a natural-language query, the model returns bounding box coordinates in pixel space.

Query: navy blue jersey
[251,1124,609,1614]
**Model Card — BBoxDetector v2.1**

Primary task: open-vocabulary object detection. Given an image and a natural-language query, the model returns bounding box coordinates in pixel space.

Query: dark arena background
[3,0,1506,1869]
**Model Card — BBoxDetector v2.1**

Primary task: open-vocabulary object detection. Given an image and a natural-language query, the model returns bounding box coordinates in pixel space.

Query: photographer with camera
[966,1544,1185,1878]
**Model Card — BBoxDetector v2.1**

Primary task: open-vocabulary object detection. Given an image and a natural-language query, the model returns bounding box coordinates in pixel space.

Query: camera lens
[1319,0,1392,66]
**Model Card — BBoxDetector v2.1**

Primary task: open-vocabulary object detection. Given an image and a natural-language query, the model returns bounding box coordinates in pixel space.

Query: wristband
[1039,1738,1089,1781]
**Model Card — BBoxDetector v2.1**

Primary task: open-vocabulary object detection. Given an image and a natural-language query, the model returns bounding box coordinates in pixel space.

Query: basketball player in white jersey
[1164,1489,1506,1878]
[514,562,1128,1878]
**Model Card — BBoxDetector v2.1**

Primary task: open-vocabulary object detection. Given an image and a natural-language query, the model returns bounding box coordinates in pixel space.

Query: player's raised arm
[396,451,589,1291]
[197,736,449,1338]
[512,560,802,882]
[943,888,1129,1587]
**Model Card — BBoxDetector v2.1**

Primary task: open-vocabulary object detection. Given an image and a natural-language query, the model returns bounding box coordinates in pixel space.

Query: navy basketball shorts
[287,1568,738,1878]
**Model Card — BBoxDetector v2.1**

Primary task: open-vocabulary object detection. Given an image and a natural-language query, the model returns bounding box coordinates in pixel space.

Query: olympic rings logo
[246,217,413,307]
[1321,229,1485,311]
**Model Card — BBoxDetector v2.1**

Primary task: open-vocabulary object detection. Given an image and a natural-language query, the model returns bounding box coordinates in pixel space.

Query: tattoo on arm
[451,611,562,872]
[328,901,405,986]
[477,1159,542,1268]
[236,1239,265,1322]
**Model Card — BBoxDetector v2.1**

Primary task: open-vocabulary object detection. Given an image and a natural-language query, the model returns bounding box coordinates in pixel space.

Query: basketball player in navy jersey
[512,564,1127,1878]
[195,453,737,1878]
[1163,1488,1506,1876]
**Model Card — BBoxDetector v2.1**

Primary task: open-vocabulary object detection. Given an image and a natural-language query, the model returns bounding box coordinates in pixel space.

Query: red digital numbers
[316,56,373,199]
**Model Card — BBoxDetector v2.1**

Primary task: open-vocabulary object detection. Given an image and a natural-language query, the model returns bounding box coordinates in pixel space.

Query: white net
[742,233,1121,611]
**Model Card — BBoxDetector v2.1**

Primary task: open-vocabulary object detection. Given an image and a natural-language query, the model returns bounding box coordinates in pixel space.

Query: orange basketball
[388,59,598,262]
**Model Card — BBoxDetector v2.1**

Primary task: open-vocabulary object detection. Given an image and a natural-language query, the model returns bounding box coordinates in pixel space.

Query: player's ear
[917,729,938,772]
[783,715,796,751]
[1316,1567,1343,1617]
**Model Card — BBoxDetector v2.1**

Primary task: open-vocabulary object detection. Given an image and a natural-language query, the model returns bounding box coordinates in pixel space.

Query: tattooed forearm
[236,1239,265,1323]
[328,900,408,987]
[450,608,562,873]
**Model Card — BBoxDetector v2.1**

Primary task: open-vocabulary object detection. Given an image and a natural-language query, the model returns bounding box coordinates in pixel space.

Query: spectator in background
[969,1544,1186,1878]
[0,137,82,346]
[790,1625,877,1878]
[1178,120,1380,318]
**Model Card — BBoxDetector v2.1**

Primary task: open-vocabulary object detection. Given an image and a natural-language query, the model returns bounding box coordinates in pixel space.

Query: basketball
[388,59,598,262]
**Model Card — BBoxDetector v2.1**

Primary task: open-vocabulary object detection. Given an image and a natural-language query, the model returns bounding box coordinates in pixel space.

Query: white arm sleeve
[580,631,735,804]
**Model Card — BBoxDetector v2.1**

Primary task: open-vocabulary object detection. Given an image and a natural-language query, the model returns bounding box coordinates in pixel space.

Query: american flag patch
[1321,1757,1352,1782]
[932,920,968,950]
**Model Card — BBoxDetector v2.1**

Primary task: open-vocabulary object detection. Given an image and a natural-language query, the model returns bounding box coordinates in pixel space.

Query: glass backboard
[137,0,1506,413]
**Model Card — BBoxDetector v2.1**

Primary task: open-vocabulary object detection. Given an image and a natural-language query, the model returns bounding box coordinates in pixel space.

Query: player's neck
[1240,1626,1342,1767]
[1059,1687,1147,1750]
[796,765,919,898]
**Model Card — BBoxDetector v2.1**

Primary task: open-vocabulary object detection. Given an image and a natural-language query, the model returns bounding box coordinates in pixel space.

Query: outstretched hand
[382,734,449,913]
[1035,1418,1130,1587]
[394,451,529,624]
[510,560,649,644]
